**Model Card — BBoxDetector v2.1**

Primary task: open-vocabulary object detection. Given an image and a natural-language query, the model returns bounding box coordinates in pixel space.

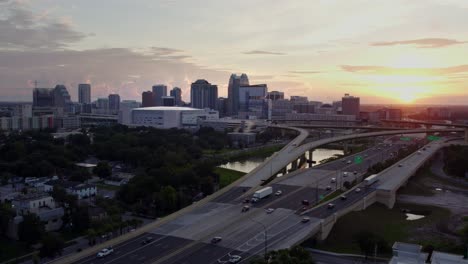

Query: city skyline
[1,0,468,105]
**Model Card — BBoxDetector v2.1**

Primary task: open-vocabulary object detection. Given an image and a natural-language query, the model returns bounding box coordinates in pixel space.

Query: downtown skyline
[1,0,468,105]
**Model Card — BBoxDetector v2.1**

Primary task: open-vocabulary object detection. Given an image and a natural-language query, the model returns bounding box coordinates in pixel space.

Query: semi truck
[252,187,273,202]
[364,174,379,186]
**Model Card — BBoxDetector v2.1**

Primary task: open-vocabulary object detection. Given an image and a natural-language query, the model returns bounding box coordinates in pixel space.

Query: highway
[57,128,463,264]
[69,136,421,264]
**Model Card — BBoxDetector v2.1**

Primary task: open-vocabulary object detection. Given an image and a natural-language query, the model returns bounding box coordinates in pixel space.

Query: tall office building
[96,98,109,111]
[267,91,284,101]
[108,94,121,114]
[170,87,182,106]
[152,85,167,106]
[190,79,218,110]
[33,88,55,107]
[341,94,360,117]
[142,91,154,107]
[52,85,72,109]
[227,73,249,116]
[238,84,269,119]
[78,84,91,104]
[162,96,176,106]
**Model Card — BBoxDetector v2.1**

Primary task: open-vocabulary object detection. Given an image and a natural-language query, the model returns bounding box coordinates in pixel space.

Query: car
[141,236,154,245]
[275,190,282,196]
[300,206,308,212]
[325,186,332,191]
[341,159,346,162]
[355,188,361,193]
[243,198,250,204]
[398,164,403,167]
[343,172,348,177]
[211,236,222,244]
[327,203,335,209]
[301,217,310,223]
[97,247,114,258]
[241,205,250,212]
[364,154,368,157]
[331,178,336,183]
[417,151,422,154]
[251,197,259,203]
[301,199,310,206]
[347,160,352,164]
[353,171,357,175]
[340,195,347,200]
[229,255,242,263]
[265,208,275,214]
[292,143,297,147]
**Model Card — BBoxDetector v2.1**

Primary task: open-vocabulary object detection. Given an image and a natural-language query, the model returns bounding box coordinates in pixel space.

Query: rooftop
[133,106,201,111]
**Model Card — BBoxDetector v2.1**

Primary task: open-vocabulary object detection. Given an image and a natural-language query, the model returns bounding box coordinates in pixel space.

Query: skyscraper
[53,85,72,108]
[227,73,249,116]
[190,79,218,109]
[78,84,91,104]
[108,94,120,113]
[341,94,360,117]
[152,85,167,106]
[33,88,55,107]
[267,91,284,101]
[238,84,269,119]
[142,91,154,107]
[170,87,182,106]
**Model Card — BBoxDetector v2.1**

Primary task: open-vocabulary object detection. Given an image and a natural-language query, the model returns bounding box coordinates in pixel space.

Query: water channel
[220,148,344,173]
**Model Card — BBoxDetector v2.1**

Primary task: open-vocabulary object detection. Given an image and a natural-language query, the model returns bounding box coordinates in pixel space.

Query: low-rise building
[8,192,64,239]
[44,180,97,199]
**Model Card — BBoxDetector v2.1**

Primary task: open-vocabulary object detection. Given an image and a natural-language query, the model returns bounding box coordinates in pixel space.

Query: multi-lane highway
[68,136,421,264]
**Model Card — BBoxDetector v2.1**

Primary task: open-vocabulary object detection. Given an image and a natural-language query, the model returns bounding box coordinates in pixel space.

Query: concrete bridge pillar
[465,128,468,143]
[299,154,307,167]
[281,129,286,137]
[308,150,313,168]
[343,142,349,154]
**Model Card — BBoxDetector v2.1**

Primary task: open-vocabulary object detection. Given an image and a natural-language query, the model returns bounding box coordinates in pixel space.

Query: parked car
[211,237,222,244]
[97,247,114,258]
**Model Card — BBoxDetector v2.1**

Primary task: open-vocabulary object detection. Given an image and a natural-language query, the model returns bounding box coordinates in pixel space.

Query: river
[220,148,344,173]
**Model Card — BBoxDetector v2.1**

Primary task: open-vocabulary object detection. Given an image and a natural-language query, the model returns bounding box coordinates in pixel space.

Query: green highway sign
[427,135,441,141]
[400,137,412,141]
[354,155,363,164]
[319,195,324,200]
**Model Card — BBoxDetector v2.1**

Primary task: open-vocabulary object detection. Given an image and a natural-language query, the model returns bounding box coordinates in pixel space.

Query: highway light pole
[250,218,268,261]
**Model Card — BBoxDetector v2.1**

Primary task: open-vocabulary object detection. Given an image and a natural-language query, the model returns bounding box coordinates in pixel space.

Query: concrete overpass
[54,127,465,264]
[287,123,408,131]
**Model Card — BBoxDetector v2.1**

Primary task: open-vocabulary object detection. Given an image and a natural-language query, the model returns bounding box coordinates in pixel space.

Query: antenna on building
[34,80,38,89]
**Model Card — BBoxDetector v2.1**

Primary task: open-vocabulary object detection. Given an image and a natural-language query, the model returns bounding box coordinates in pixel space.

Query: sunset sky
[1,0,468,104]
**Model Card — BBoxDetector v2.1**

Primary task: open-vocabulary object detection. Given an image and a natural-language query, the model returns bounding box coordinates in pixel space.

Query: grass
[318,190,345,204]
[215,167,246,188]
[312,202,451,256]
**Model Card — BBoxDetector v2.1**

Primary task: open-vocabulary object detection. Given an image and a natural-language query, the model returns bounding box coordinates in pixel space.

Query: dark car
[141,236,154,245]
[211,237,222,244]
[301,200,310,206]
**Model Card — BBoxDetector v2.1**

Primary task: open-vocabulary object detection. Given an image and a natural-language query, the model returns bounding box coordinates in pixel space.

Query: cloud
[370,38,467,48]
[0,1,86,50]
[288,71,322,74]
[341,64,468,76]
[0,47,230,101]
[242,50,286,55]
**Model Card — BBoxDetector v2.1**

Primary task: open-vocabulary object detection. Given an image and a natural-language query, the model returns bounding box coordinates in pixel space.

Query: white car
[355,188,361,193]
[265,208,275,214]
[275,190,282,196]
[97,247,114,258]
[331,178,336,183]
[229,255,242,263]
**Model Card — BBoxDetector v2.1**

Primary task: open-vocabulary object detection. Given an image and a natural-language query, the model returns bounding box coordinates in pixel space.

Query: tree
[160,185,177,213]
[250,246,315,264]
[93,161,112,178]
[71,206,90,232]
[0,202,15,236]
[39,233,65,258]
[18,213,44,246]
[86,228,97,245]
[353,231,389,259]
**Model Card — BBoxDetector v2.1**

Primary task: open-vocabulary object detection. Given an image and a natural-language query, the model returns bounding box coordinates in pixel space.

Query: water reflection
[220,148,344,173]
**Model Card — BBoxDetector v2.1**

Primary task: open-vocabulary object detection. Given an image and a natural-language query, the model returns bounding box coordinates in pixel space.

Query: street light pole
[250,218,268,261]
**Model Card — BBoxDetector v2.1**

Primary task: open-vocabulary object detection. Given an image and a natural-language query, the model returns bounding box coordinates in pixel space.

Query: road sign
[319,195,324,200]
[400,137,412,141]
[354,155,363,164]
[427,135,441,141]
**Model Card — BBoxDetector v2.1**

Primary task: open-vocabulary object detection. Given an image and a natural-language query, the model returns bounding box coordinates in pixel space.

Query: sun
[397,92,417,103]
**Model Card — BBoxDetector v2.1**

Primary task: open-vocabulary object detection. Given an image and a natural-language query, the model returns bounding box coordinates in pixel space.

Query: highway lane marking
[100,235,169,264]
